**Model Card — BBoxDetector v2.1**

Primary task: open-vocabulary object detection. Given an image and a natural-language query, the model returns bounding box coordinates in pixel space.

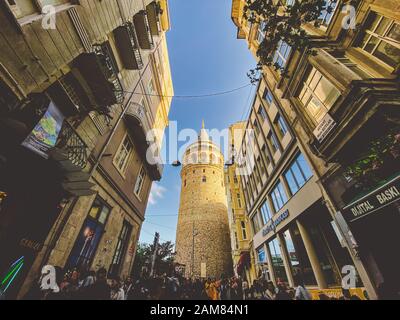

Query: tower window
[202,176,206,183]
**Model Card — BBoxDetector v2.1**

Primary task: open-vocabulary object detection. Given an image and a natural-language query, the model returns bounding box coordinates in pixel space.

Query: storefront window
[288,225,317,286]
[257,247,266,264]
[66,198,111,271]
[308,223,341,286]
[268,238,288,283]
[109,220,133,278]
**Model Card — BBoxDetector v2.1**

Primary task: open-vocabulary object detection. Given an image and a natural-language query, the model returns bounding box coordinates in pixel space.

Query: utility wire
[144,220,176,231]
[119,83,253,99]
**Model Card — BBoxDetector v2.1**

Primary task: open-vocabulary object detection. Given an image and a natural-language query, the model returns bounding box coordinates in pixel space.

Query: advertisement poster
[21,100,64,159]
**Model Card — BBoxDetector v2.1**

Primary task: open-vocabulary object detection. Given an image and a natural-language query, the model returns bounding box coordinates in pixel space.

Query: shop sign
[342,174,400,223]
[313,113,336,142]
[21,100,64,159]
[20,238,43,252]
[262,210,289,237]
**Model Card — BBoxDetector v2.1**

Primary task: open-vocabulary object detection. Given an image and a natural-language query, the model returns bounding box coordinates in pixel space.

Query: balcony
[146,1,162,36]
[48,121,96,196]
[114,22,144,70]
[73,42,124,109]
[125,102,164,181]
[133,10,155,50]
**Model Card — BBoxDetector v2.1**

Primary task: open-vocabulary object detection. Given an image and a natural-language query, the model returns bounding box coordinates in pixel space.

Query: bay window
[358,12,400,68]
[297,66,340,125]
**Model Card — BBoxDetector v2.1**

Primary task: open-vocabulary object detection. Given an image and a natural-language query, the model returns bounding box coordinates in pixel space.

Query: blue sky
[139,0,255,244]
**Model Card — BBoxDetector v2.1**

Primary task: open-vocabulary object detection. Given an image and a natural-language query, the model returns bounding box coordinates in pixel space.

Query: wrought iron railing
[143,11,155,48]
[126,22,144,69]
[93,44,125,104]
[56,121,88,169]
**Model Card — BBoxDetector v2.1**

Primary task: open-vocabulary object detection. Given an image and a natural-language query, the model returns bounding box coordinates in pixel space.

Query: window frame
[357,12,400,69]
[113,133,134,176]
[284,153,313,196]
[134,166,146,198]
[297,66,341,126]
[270,181,288,212]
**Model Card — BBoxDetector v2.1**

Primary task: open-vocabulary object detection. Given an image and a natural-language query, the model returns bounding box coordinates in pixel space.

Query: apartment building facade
[225,122,257,285]
[0,0,173,299]
[232,0,399,299]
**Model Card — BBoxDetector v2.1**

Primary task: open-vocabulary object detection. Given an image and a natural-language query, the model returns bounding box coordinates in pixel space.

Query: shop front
[254,198,358,293]
[341,174,400,299]
[0,93,91,299]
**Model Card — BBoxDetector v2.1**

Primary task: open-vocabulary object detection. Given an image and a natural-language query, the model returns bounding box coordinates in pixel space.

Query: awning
[236,251,250,275]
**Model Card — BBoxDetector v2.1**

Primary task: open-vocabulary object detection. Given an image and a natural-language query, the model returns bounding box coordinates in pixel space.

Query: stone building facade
[231,0,400,299]
[225,122,257,284]
[0,0,173,299]
[175,123,233,279]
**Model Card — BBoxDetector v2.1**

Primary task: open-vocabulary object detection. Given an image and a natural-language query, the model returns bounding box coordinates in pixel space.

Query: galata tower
[175,121,233,279]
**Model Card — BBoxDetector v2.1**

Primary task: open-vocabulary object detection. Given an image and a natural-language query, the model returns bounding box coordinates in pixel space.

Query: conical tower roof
[199,120,210,141]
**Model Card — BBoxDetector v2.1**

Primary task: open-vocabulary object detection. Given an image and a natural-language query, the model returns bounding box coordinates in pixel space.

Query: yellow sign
[310,288,367,300]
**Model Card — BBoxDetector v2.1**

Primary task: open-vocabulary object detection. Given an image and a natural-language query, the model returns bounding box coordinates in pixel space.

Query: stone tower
[175,121,233,279]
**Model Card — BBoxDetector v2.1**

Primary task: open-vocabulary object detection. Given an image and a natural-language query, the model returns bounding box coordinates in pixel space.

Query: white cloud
[148,183,167,206]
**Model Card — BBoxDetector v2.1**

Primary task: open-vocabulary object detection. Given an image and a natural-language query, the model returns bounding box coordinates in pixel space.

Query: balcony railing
[55,121,88,170]
[114,22,144,70]
[146,1,162,36]
[73,42,124,110]
[133,10,155,50]
[93,44,124,104]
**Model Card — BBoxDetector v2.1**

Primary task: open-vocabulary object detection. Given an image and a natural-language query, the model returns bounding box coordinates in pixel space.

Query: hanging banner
[21,100,64,159]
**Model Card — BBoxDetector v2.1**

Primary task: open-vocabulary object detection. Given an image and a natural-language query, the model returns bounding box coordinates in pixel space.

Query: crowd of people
[22,266,364,300]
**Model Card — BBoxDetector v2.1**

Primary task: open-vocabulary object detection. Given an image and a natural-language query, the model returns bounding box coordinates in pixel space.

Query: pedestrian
[242,279,251,300]
[110,277,125,300]
[294,274,312,301]
[85,268,111,300]
[264,281,276,300]
[275,280,292,300]
[124,277,134,300]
